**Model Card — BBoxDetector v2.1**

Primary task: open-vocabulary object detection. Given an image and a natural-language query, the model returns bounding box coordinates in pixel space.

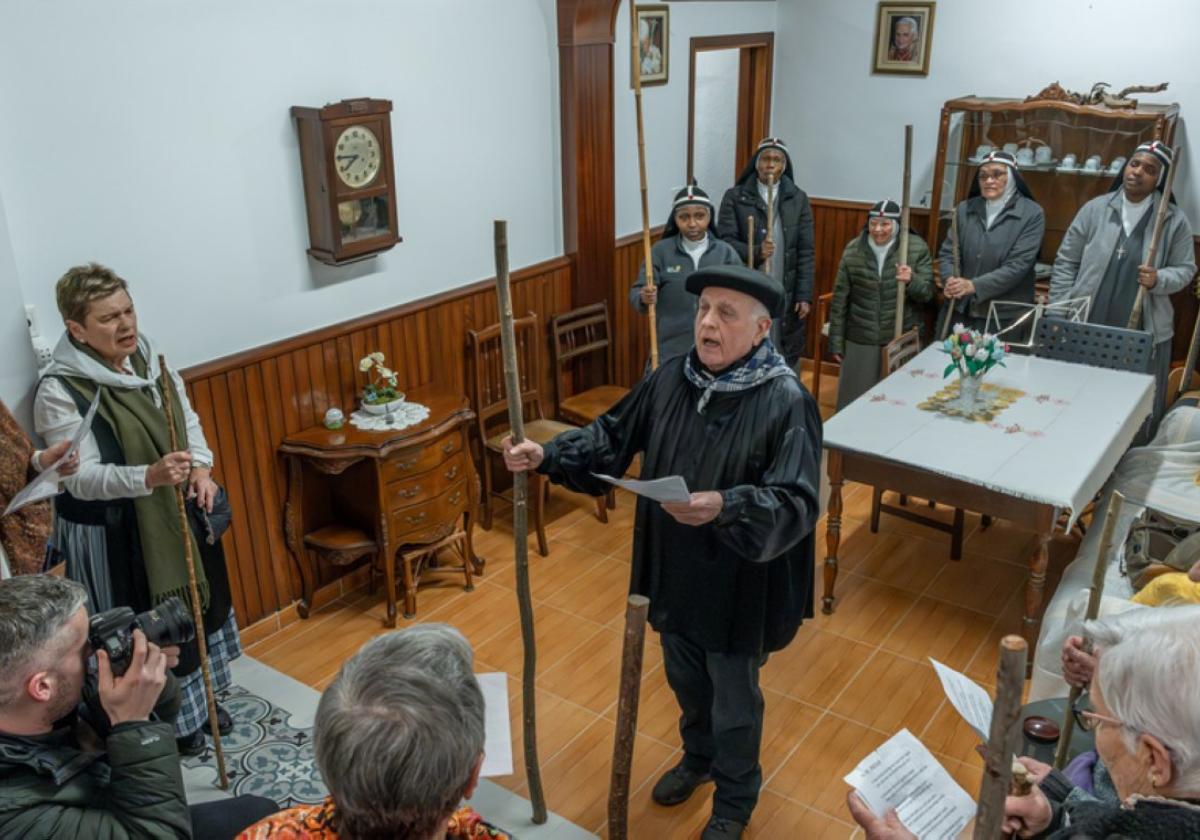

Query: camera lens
[135,597,196,648]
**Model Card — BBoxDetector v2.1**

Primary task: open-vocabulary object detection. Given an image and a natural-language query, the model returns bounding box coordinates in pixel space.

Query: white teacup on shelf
[1016,148,1035,166]
[1083,155,1102,172]
[1035,146,1053,164]
[1061,153,1078,169]
[1109,156,1127,173]
[1003,142,1019,156]
[974,144,993,160]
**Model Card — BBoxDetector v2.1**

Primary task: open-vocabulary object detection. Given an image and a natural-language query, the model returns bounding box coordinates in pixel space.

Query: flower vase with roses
[358,351,406,415]
[940,325,1007,413]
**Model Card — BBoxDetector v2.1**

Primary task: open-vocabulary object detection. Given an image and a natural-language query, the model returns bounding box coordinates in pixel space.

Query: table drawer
[379,430,464,484]
[390,479,469,542]
[387,452,468,509]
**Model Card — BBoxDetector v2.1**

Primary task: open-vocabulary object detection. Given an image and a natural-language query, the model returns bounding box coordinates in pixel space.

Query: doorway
[687,33,775,193]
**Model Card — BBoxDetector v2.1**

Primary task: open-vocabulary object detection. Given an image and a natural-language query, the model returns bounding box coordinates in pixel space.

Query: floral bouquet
[940,325,1008,379]
[358,351,403,407]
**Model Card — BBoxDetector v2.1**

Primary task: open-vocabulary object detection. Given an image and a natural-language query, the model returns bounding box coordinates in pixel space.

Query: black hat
[966,150,1035,201]
[735,136,796,186]
[868,199,902,219]
[663,183,715,238]
[685,264,785,318]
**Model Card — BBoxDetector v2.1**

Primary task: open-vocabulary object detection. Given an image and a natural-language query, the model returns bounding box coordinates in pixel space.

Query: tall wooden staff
[607,595,650,840]
[1169,279,1200,403]
[746,215,755,268]
[939,209,963,341]
[157,355,228,790]
[893,125,914,339]
[1053,491,1126,768]
[974,635,1027,839]
[764,175,776,275]
[1127,146,1182,330]
[493,221,547,824]
[629,1,658,370]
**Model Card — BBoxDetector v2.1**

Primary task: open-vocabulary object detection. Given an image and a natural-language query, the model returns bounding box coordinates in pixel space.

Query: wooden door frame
[686,32,775,184]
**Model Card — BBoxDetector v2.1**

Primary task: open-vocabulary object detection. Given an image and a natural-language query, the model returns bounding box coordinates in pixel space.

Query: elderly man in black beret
[503,265,823,840]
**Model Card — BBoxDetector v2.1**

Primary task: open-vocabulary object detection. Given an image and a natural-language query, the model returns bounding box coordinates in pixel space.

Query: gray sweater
[1050,190,1196,344]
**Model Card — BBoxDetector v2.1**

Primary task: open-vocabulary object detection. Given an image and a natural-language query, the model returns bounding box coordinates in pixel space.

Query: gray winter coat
[1050,190,1196,344]
[630,234,744,363]
[937,194,1046,320]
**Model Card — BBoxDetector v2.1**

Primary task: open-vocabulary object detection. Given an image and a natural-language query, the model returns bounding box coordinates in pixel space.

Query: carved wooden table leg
[283,455,315,619]
[823,450,845,615]
[1023,509,1055,658]
[466,476,485,575]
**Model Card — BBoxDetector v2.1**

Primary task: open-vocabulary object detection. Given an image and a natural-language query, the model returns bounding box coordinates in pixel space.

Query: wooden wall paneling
[290,349,315,430]
[224,368,275,617]
[257,357,298,601]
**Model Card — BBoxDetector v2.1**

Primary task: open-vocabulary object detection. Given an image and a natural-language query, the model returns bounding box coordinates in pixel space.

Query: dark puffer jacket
[828,231,933,355]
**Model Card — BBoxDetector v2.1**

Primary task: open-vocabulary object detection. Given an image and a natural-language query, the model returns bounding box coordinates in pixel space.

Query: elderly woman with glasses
[938,150,1045,333]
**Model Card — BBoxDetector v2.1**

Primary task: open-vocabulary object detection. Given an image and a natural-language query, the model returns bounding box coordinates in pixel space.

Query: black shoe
[700,816,746,840]
[202,703,233,737]
[176,729,207,757]
[650,762,711,806]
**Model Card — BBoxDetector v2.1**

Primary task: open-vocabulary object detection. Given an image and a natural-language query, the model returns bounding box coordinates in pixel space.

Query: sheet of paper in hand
[592,473,691,504]
[844,728,976,840]
[3,390,100,518]
[476,672,513,777]
[931,658,994,741]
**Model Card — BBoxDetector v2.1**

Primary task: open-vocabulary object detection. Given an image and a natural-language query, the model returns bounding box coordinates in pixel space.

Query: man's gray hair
[751,300,771,322]
[895,15,918,33]
[314,624,485,839]
[0,575,88,708]
[1086,605,1200,789]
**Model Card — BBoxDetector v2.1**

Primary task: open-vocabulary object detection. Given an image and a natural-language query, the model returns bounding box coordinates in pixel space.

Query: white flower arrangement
[358,351,401,405]
[940,324,1008,379]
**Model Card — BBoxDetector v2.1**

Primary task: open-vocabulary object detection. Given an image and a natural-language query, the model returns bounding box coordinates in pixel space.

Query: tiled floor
[245,371,1082,838]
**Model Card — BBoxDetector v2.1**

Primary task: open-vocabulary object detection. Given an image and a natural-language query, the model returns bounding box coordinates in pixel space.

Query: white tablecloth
[823,345,1154,522]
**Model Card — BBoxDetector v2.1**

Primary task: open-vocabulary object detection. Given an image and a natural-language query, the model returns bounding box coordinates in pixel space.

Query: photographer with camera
[0,574,275,839]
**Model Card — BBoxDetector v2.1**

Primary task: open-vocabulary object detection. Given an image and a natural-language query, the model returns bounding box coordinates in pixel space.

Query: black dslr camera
[87,597,196,676]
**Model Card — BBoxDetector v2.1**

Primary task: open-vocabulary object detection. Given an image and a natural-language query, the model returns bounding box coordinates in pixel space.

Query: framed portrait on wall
[633,5,669,87]
[872,2,935,76]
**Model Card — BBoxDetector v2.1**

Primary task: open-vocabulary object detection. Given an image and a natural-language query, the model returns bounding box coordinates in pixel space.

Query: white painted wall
[0,187,38,429]
[614,1,780,237]
[775,0,1197,217]
[692,49,742,203]
[0,0,562,382]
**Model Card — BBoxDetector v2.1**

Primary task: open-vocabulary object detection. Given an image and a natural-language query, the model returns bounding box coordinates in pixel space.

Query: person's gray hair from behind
[314,624,486,840]
[0,575,88,708]
[1085,604,1200,790]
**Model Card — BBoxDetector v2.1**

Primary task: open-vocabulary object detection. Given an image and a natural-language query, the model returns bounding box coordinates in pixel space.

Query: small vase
[361,395,406,416]
[955,373,984,414]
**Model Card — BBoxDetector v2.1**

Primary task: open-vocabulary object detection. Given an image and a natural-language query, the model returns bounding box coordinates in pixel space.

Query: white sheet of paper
[931,658,994,741]
[477,672,513,777]
[845,728,976,840]
[3,391,100,518]
[592,473,691,504]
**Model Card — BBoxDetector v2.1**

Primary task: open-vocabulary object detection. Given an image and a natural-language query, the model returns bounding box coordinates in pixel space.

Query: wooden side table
[279,390,482,627]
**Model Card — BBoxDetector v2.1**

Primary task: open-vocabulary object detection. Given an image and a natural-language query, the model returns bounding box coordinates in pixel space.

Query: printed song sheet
[931,658,994,741]
[3,390,100,517]
[845,728,975,840]
[477,672,513,777]
[592,473,691,504]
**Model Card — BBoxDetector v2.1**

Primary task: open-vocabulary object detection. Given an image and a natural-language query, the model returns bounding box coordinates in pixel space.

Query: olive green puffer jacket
[828,231,933,355]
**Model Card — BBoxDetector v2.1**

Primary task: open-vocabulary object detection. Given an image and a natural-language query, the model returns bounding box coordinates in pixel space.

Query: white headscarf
[985,175,1017,230]
[868,232,896,277]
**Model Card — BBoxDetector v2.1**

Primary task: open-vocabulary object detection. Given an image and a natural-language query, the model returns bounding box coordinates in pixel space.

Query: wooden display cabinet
[929,96,1179,269]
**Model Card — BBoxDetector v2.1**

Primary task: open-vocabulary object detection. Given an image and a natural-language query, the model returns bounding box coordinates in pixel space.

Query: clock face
[334,125,382,189]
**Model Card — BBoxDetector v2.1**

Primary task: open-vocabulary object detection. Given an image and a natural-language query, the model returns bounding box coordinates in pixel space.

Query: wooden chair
[812,292,834,402]
[467,312,607,557]
[550,302,630,426]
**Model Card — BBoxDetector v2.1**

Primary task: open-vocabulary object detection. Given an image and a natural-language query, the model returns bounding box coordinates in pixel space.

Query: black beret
[685,265,785,318]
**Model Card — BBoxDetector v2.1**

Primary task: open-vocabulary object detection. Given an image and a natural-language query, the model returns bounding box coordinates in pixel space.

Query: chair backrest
[466,312,546,442]
[550,302,614,410]
[881,328,921,376]
[1034,317,1154,373]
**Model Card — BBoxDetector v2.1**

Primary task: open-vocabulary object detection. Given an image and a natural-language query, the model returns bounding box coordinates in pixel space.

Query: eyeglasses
[1071,692,1124,732]
[978,170,1009,183]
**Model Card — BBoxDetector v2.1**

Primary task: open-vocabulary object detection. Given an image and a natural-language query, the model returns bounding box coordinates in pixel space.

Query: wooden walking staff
[492,221,548,824]
[746,214,755,268]
[156,355,228,790]
[607,594,650,840]
[1053,490,1127,769]
[629,0,659,370]
[939,208,963,341]
[764,175,776,275]
[973,635,1027,840]
[1127,145,1182,330]
[1168,277,1200,403]
[893,124,914,339]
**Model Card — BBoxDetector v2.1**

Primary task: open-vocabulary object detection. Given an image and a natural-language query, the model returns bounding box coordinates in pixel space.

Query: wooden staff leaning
[939,208,963,341]
[1127,145,1182,330]
[974,635,1027,840]
[746,214,755,268]
[764,175,776,275]
[607,595,650,840]
[157,355,229,790]
[893,124,914,340]
[1053,491,1127,768]
[1170,290,1200,403]
[629,0,658,370]
[492,221,548,824]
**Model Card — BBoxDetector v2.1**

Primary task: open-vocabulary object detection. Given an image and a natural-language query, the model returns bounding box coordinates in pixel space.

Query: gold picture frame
[872,2,935,76]
[633,5,669,87]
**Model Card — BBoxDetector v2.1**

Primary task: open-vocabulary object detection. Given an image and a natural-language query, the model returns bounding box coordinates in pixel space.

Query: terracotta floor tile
[538,625,663,715]
[536,717,676,833]
[553,508,636,557]
[834,651,945,736]
[542,555,636,626]
[760,629,875,708]
[822,516,888,573]
[484,545,609,602]
[880,597,995,671]
[925,552,1027,616]
[965,518,1037,565]
[418,579,521,650]
[474,603,604,678]
[487,687,601,794]
[611,770,714,839]
[872,494,983,544]
[808,576,916,644]
[835,482,878,522]
[851,532,950,594]
[766,715,888,818]
[749,790,858,838]
[760,691,824,779]
[920,699,989,767]
[938,753,984,802]
[963,592,1029,684]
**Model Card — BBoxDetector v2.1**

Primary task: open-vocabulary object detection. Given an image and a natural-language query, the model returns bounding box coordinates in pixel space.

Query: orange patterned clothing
[236,798,511,840]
